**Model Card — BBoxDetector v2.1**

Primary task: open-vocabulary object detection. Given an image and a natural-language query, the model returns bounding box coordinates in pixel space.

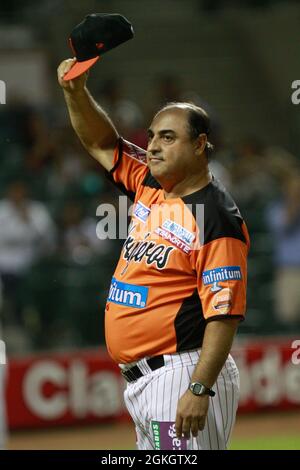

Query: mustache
[147,154,164,160]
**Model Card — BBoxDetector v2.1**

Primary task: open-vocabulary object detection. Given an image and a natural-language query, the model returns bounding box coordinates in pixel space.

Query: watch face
[192,383,203,395]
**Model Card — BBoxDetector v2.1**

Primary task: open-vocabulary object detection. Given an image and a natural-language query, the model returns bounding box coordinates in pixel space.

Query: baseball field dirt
[7,410,300,450]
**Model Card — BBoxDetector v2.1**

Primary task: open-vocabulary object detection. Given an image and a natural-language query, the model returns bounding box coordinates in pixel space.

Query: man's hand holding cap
[63,13,134,81]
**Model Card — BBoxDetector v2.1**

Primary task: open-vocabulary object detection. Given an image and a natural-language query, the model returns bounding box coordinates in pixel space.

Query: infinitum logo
[0,340,6,365]
[0,80,6,104]
[107,278,148,308]
[202,266,242,285]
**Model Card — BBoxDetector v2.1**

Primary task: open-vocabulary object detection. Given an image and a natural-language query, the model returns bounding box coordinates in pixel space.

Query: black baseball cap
[64,13,134,81]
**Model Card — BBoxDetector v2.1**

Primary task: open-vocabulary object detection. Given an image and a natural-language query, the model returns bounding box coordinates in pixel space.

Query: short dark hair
[155,102,214,158]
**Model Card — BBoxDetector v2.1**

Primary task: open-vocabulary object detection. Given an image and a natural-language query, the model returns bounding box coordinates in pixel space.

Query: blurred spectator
[0,97,57,202]
[0,181,56,342]
[264,145,299,185]
[24,111,56,173]
[228,138,300,208]
[229,137,272,205]
[47,127,89,198]
[154,75,184,107]
[0,96,36,148]
[209,159,232,190]
[148,75,188,123]
[97,79,147,148]
[152,75,215,117]
[58,200,111,264]
[0,95,54,163]
[266,172,300,326]
[47,127,109,213]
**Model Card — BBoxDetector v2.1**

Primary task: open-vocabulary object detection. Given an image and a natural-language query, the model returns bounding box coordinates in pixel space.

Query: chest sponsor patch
[107,277,148,308]
[151,421,187,450]
[162,219,195,246]
[155,226,191,254]
[202,266,242,286]
[133,201,151,223]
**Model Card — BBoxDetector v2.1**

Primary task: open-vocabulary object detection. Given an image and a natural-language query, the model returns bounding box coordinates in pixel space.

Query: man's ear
[195,133,207,155]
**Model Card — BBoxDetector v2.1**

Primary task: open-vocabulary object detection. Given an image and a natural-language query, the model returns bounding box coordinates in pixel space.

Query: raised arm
[57,58,119,172]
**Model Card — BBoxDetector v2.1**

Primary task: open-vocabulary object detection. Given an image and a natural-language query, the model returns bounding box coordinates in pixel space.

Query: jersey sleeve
[106,138,148,201]
[192,235,249,322]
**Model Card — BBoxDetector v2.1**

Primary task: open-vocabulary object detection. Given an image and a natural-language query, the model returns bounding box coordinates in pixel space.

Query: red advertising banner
[5,348,127,429]
[5,338,300,429]
[232,338,300,412]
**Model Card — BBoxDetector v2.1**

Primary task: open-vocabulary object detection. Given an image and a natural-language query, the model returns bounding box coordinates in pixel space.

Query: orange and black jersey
[104,138,250,364]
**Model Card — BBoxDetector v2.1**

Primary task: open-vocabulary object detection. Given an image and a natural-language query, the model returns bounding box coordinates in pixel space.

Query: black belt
[121,355,165,383]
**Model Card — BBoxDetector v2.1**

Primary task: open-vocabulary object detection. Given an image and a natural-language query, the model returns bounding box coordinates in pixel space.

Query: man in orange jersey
[58,51,249,450]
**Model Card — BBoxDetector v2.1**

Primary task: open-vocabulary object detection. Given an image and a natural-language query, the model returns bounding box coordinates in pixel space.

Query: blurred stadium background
[0,0,300,450]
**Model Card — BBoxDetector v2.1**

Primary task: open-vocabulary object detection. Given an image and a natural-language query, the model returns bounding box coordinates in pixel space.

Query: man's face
[147,108,198,181]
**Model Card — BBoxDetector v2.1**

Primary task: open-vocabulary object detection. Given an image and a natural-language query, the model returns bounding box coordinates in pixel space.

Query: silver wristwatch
[189,382,215,397]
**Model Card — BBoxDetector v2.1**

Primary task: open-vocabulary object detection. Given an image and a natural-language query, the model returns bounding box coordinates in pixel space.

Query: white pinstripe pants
[123,350,240,450]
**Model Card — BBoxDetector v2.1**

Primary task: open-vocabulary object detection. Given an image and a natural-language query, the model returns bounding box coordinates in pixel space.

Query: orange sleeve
[192,237,248,321]
[107,138,148,200]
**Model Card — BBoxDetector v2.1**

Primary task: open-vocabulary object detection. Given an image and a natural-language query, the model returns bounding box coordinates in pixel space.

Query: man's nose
[147,136,161,154]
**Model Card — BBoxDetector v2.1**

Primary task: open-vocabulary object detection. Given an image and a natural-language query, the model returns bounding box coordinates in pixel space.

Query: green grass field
[230,435,300,450]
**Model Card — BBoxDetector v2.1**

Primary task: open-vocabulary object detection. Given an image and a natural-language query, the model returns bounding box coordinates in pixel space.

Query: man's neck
[162,168,211,200]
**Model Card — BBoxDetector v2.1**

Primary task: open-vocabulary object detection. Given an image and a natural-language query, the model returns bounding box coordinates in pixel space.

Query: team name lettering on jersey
[122,235,175,269]
[162,219,195,246]
[108,277,148,308]
[133,201,151,223]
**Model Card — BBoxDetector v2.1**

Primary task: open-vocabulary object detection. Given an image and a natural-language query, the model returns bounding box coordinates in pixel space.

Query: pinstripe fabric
[123,351,239,450]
